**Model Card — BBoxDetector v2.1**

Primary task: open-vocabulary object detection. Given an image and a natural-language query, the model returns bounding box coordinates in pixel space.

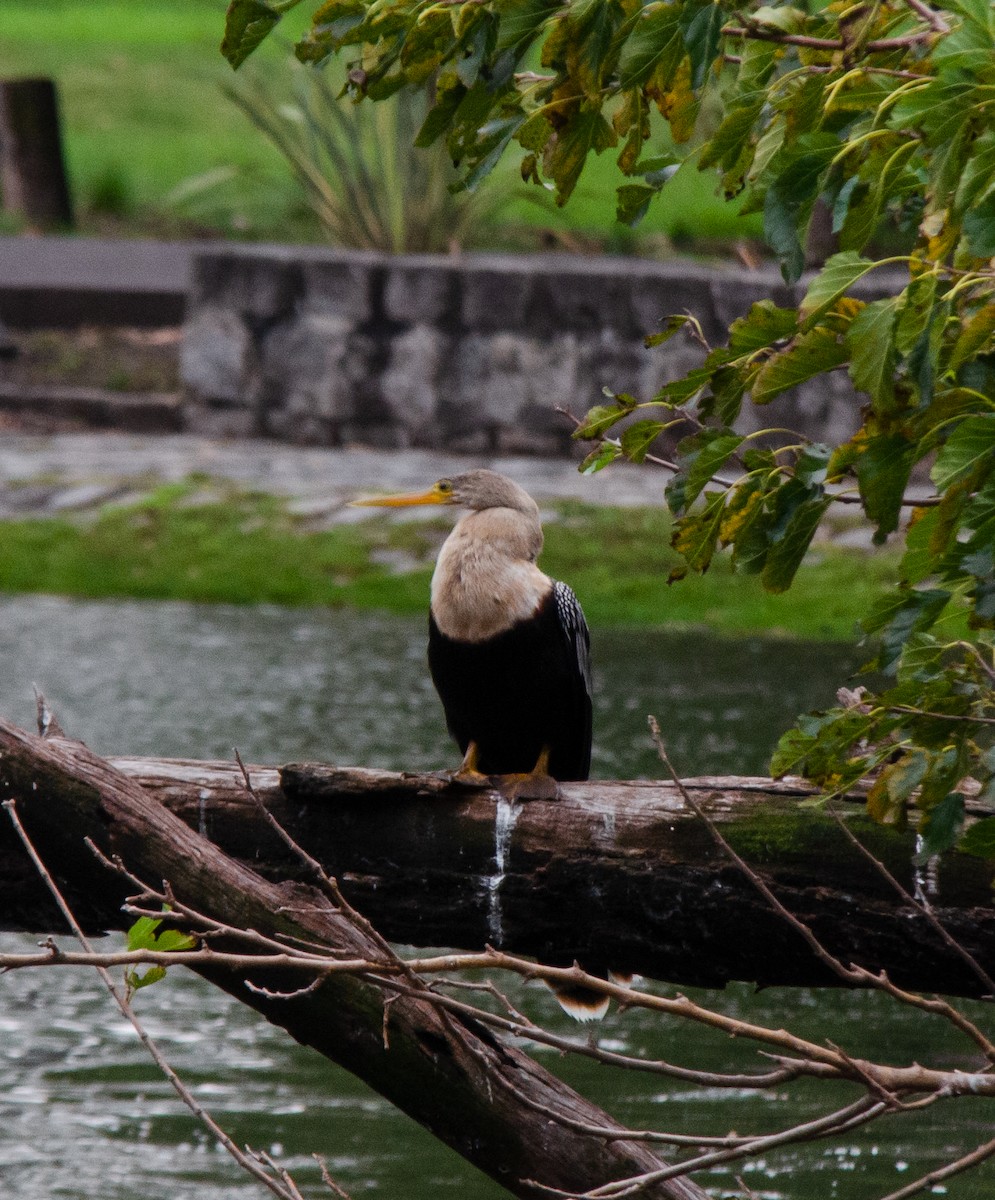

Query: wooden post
[0,78,74,229]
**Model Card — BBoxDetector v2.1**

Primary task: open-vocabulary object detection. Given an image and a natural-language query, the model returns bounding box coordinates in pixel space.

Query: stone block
[188,248,303,322]
[301,252,385,323]
[380,324,449,437]
[180,304,254,407]
[383,258,460,327]
[526,267,628,338]
[460,261,535,332]
[256,313,374,442]
[710,268,794,330]
[629,262,725,344]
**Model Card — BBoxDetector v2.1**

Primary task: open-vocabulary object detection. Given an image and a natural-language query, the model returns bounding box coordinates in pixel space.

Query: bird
[352,469,592,797]
[352,469,613,1019]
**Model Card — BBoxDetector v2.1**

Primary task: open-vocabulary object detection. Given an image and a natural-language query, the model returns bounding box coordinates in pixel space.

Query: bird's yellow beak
[349,483,452,508]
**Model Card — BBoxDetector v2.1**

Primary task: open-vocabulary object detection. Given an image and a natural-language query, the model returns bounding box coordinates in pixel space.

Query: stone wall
[181,244,892,455]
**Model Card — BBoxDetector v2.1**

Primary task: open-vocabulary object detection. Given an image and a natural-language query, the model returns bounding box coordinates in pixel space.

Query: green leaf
[931,414,995,492]
[751,327,848,405]
[853,434,918,541]
[896,632,947,682]
[573,399,634,440]
[964,189,995,257]
[960,816,995,858]
[916,791,965,861]
[868,749,928,824]
[644,313,704,349]
[846,299,897,412]
[222,0,298,68]
[665,430,744,513]
[618,3,683,88]
[862,587,952,673]
[763,184,805,284]
[794,443,831,487]
[126,914,196,954]
[544,108,617,205]
[580,441,623,474]
[799,251,879,329]
[948,304,995,372]
[126,965,167,994]
[620,419,667,463]
[727,302,798,354]
[126,916,163,952]
[761,494,831,593]
[681,1,724,90]
[495,0,562,55]
[895,273,937,355]
[763,133,839,284]
[671,490,726,574]
[616,183,658,226]
[699,100,763,172]
[900,507,943,585]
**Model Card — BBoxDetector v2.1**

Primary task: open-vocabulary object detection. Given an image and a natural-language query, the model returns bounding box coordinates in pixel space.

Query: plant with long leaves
[222,0,995,854]
[225,60,507,251]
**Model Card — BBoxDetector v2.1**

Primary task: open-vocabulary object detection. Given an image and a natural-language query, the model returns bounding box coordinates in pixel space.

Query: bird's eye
[438,480,453,494]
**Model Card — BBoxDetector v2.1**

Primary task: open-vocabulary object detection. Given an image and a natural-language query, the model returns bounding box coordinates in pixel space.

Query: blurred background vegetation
[1,0,763,256]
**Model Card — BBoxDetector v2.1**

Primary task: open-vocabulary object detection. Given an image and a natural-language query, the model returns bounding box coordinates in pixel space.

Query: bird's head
[351,470,536,515]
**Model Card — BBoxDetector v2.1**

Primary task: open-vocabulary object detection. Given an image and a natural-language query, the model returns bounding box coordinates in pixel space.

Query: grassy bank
[0,484,897,642]
[1,0,761,249]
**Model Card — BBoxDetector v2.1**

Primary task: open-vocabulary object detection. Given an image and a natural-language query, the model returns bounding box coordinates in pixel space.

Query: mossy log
[1,727,994,998]
[0,717,706,1200]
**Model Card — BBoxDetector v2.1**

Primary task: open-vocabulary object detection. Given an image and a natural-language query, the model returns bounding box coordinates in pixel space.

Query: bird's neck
[430,508,551,643]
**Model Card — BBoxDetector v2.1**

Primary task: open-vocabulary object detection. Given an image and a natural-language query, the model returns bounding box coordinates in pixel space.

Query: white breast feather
[431,510,551,642]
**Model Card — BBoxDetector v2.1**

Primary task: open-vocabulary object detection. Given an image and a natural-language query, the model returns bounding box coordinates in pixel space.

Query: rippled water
[1,595,992,1199]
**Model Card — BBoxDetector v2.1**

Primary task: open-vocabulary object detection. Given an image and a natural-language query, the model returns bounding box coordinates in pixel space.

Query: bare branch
[879,1132,995,1200]
[827,803,995,1002]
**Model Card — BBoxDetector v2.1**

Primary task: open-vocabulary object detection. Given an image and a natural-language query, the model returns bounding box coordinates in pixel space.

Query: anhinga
[352,469,592,798]
[354,470,612,1019]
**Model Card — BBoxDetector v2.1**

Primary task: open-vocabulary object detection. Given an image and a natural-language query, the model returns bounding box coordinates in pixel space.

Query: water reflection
[2,595,990,1200]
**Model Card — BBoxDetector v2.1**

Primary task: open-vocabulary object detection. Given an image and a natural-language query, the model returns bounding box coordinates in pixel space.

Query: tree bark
[2,739,994,999]
[0,79,74,228]
[0,718,705,1200]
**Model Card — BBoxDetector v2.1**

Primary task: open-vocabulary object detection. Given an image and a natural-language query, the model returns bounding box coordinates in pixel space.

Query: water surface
[1,595,991,1199]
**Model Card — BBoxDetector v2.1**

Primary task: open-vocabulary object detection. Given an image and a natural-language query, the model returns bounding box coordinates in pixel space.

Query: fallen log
[0,717,705,1200]
[1,737,993,997]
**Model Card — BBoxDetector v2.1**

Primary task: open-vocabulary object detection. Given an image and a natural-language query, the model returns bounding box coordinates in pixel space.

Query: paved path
[0,431,669,521]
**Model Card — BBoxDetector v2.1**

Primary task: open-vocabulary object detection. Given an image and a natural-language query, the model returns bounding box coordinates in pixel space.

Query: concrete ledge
[0,236,195,328]
[0,382,185,433]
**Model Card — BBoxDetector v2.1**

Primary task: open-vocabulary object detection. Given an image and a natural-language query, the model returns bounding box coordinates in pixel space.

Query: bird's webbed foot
[445,742,493,790]
[495,748,562,802]
[496,771,561,802]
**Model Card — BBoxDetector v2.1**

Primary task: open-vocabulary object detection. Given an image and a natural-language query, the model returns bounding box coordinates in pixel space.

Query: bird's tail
[548,970,636,1022]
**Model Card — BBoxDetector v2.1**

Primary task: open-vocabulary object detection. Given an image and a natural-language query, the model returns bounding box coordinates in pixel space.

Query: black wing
[551,580,592,780]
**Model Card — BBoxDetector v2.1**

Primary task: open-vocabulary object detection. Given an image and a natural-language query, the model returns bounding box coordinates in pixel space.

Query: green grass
[0,0,761,247]
[0,485,898,642]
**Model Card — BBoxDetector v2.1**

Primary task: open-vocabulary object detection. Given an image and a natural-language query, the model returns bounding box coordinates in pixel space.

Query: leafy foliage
[223,0,995,855]
[125,912,196,997]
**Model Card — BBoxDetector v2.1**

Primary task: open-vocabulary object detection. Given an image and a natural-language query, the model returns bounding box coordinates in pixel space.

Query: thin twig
[827,802,995,1000]
[649,719,995,1064]
[526,1096,886,1199]
[878,1132,995,1200]
[721,22,939,51]
[648,718,863,987]
[901,0,949,34]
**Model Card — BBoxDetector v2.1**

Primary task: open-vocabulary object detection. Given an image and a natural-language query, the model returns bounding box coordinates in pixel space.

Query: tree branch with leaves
[222,0,994,860]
